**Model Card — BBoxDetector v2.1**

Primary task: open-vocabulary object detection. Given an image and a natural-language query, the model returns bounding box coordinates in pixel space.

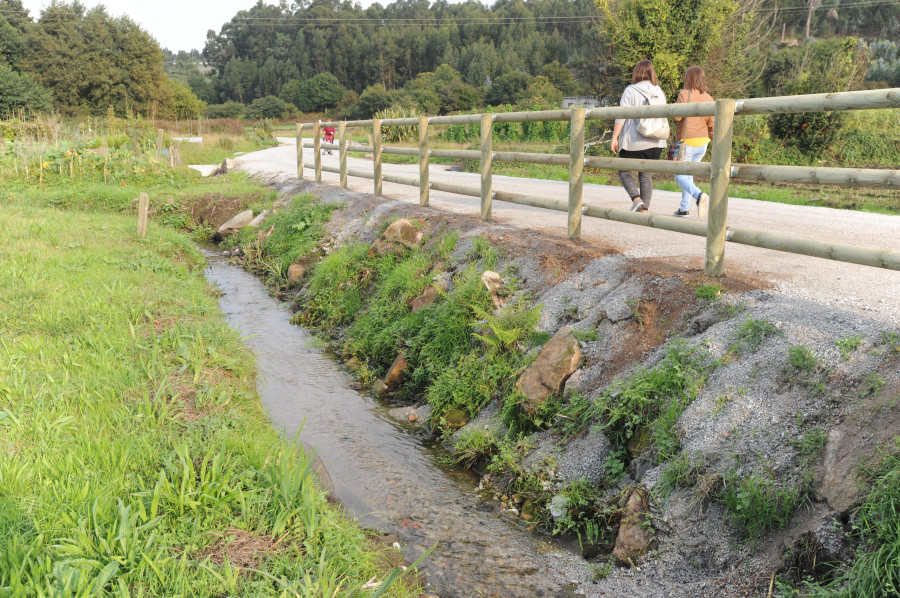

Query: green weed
[842,439,900,596]
[859,372,885,399]
[555,341,709,463]
[0,201,416,596]
[695,283,724,301]
[657,453,705,499]
[735,316,780,352]
[572,328,599,342]
[835,335,863,359]
[719,471,802,544]
[788,345,819,372]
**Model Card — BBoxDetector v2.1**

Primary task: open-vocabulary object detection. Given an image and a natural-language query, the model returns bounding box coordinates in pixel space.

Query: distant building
[562,96,601,108]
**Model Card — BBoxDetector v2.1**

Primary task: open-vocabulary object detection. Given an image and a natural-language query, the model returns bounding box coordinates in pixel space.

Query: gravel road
[232,138,900,326]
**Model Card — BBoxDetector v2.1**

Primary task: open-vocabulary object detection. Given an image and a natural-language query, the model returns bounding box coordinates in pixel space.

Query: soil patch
[186,193,263,228]
[198,528,288,568]
[815,360,900,513]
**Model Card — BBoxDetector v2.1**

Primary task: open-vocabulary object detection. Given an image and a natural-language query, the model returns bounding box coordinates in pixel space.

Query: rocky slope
[228,175,900,597]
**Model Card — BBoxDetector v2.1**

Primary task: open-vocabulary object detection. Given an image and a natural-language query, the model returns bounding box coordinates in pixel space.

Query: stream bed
[203,250,588,597]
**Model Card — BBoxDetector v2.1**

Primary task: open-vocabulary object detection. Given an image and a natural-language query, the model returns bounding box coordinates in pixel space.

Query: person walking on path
[610,59,668,213]
[672,66,714,218]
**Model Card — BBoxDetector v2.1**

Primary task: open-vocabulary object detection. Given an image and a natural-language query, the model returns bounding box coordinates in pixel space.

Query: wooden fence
[296,88,900,277]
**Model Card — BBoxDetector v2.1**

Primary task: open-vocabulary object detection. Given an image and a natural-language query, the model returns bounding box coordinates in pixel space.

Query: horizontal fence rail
[295,88,900,276]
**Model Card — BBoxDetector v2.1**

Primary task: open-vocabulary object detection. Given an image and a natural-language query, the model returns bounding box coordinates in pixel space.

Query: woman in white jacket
[610,59,668,213]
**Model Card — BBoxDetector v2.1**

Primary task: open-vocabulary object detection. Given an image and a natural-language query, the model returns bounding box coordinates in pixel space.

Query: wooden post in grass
[705,99,736,277]
[156,129,163,159]
[480,113,493,220]
[373,119,383,196]
[296,123,303,179]
[338,121,348,189]
[169,145,174,168]
[313,121,322,183]
[137,193,149,237]
[568,107,585,240]
[419,115,429,206]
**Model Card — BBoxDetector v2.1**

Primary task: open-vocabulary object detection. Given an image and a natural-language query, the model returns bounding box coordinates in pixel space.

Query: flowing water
[203,251,587,597]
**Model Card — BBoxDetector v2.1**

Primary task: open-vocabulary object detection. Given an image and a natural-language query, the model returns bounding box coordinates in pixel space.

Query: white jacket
[615,80,668,151]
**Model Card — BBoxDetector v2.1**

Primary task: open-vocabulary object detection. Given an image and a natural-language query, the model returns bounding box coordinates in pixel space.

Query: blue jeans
[674,143,708,212]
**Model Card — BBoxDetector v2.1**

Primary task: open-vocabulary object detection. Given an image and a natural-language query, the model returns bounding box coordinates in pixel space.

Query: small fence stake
[313,121,322,183]
[373,119,383,196]
[137,192,149,237]
[705,99,737,277]
[568,107,585,240]
[156,129,163,159]
[419,116,429,206]
[296,123,303,179]
[339,121,348,188]
[480,113,493,221]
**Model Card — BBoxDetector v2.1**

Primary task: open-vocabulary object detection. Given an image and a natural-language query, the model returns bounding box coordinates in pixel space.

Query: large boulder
[368,238,407,258]
[382,219,423,249]
[287,263,306,285]
[383,352,408,388]
[515,326,583,413]
[217,210,254,235]
[248,209,270,228]
[613,489,653,565]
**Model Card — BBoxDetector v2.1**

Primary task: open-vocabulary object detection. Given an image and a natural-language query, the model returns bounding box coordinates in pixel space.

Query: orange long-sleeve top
[673,89,715,143]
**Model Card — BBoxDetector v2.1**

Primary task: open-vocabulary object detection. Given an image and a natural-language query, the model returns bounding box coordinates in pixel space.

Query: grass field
[0,187,419,596]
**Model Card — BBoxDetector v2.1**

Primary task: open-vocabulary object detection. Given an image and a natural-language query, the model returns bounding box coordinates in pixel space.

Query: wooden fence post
[296,123,303,179]
[568,107,585,240]
[480,113,493,220]
[705,99,737,277]
[339,121,348,189]
[419,116,429,206]
[373,119,383,196]
[156,129,163,159]
[313,121,322,183]
[137,192,149,237]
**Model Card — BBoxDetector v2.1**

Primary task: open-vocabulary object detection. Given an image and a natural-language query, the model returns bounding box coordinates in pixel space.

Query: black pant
[618,147,662,208]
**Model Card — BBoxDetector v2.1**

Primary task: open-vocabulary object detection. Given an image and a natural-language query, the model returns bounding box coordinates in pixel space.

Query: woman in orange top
[672,66,715,218]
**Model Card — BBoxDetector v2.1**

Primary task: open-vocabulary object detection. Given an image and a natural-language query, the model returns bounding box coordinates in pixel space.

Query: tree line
[2,0,898,129]
[0,0,203,119]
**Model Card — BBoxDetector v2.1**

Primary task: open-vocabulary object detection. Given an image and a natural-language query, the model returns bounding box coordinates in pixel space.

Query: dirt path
[234,139,900,326]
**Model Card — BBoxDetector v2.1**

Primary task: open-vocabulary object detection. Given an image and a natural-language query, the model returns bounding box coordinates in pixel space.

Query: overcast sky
[19,0,473,53]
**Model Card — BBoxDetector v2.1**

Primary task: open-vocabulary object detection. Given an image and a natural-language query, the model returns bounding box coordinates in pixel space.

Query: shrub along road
[234,139,900,327]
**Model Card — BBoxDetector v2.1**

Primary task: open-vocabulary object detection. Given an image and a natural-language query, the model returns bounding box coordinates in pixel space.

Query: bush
[204,101,244,119]
[247,95,290,120]
[355,84,393,118]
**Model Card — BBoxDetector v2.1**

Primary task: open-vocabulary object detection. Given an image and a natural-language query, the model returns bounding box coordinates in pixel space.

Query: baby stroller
[322,126,336,155]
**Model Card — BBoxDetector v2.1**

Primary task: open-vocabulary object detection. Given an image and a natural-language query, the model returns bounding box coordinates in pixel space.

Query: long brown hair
[683,66,708,93]
[631,59,659,86]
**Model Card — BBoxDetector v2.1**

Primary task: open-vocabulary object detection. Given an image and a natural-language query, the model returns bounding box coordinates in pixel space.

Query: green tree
[0,62,51,113]
[541,61,579,96]
[765,38,867,153]
[486,70,532,106]
[298,72,344,112]
[23,2,168,116]
[356,83,392,118]
[517,75,563,108]
[597,0,740,97]
[247,94,290,119]
[162,78,206,119]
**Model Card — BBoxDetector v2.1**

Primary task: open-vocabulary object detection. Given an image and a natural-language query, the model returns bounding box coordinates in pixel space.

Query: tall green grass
[0,202,417,596]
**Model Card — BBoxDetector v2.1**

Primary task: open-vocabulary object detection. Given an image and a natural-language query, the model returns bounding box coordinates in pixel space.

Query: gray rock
[248,209,270,228]
[217,210,254,234]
